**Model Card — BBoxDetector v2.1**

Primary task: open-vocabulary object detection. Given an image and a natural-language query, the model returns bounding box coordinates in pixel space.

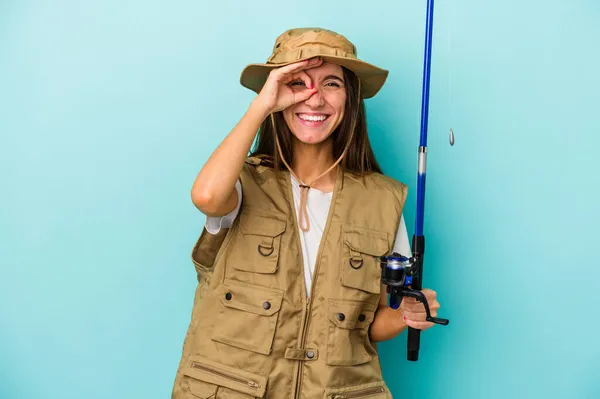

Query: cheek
[330,92,346,112]
[282,109,295,128]
[331,95,346,124]
[283,109,292,121]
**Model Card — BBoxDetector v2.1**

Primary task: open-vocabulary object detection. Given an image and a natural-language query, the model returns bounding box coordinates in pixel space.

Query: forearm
[191,99,269,216]
[369,305,407,343]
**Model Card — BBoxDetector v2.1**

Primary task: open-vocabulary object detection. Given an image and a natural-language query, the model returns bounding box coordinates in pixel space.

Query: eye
[325,81,342,88]
[290,80,306,86]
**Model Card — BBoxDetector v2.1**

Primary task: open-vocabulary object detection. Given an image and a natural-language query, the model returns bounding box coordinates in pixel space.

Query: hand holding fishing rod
[380,0,450,361]
[380,254,449,325]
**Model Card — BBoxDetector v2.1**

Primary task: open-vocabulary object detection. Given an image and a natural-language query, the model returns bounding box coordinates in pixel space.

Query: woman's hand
[400,289,440,331]
[253,57,323,115]
[371,287,441,342]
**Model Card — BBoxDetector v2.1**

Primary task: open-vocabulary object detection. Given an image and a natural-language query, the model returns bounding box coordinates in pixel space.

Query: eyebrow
[323,75,345,83]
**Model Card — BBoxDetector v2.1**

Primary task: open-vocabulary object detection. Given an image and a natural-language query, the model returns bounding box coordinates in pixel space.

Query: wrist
[248,98,271,122]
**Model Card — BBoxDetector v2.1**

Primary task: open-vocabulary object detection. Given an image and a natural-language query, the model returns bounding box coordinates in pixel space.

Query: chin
[293,131,328,144]
[290,119,336,145]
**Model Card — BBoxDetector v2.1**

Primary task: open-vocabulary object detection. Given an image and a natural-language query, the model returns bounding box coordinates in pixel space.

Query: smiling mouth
[296,113,330,127]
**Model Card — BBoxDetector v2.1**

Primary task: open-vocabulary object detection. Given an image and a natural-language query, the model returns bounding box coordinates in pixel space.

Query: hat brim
[239,54,389,99]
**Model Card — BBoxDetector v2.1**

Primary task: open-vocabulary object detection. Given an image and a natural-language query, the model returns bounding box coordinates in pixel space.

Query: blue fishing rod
[380,0,449,362]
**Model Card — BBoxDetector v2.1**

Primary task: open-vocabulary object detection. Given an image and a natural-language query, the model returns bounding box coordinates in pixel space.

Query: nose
[304,87,325,108]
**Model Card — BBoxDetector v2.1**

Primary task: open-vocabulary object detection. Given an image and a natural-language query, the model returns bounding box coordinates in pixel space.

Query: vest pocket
[231,209,287,274]
[341,226,390,294]
[324,380,392,399]
[326,299,378,366]
[182,355,268,398]
[211,280,284,355]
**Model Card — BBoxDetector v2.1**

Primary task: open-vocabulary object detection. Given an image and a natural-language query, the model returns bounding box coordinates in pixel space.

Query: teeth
[299,114,327,122]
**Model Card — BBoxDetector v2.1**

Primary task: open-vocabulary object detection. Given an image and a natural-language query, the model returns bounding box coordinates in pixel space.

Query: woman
[172,28,441,399]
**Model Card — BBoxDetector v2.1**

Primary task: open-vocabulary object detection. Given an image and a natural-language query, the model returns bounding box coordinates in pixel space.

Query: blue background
[1,0,599,398]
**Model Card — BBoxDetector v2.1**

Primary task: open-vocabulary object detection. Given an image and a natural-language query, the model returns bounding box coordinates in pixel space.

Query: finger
[272,57,322,78]
[284,57,323,76]
[404,318,434,331]
[400,291,438,307]
[400,298,422,310]
[271,60,310,77]
[301,57,324,70]
[411,290,437,306]
[402,309,437,322]
[292,87,318,104]
[421,289,437,299]
[402,297,418,305]
[402,311,426,323]
[402,299,439,315]
[405,299,439,311]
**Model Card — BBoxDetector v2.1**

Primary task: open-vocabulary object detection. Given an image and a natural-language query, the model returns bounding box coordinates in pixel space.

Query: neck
[291,137,337,191]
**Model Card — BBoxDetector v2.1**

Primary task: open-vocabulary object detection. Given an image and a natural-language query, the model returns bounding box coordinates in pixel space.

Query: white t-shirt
[206,176,412,297]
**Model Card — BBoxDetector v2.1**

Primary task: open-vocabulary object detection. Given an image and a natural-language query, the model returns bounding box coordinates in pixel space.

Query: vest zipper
[290,167,342,399]
[190,362,261,389]
[294,209,330,399]
[330,386,386,398]
[294,296,311,398]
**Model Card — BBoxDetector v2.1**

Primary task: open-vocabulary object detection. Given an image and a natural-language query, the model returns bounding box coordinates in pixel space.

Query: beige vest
[172,157,407,399]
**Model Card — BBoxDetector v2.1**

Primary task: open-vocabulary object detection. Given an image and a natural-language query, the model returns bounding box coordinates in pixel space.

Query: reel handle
[389,287,449,326]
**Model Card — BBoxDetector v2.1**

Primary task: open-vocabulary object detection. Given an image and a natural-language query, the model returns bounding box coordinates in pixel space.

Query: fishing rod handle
[407,286,422,361]
[407,329,421,361]
[407,235,425,361]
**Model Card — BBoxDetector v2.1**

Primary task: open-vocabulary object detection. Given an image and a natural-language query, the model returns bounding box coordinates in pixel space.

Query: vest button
[337,313,345,321]
[263,301,271,310]
[225,292,232,300]
[306,350,315,359]
[358,314,366,322]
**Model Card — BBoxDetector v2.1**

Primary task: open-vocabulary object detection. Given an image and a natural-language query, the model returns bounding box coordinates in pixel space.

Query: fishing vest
[172,156,407,399]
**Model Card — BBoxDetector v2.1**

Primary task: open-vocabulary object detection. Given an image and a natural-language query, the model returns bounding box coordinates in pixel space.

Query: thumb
[294,88,318,103]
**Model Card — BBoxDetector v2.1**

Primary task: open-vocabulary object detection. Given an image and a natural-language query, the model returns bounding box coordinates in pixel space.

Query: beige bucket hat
[240,27,389,98]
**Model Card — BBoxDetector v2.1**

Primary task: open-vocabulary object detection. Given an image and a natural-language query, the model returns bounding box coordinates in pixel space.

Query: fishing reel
[380,253,449,326]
